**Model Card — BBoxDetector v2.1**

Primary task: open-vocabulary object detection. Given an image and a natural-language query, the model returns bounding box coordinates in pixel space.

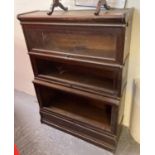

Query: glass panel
[25,26,119,61]
[35,58,117,95]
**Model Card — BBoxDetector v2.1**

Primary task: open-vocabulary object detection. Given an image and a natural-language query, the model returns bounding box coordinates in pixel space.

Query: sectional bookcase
[18,9,133,152]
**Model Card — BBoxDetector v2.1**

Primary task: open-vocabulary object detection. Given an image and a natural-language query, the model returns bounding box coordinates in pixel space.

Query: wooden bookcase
[18,9,133,152]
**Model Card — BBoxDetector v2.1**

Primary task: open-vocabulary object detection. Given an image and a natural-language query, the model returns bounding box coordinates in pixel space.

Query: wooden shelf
[43,92,111,132]
[35,58,116,95]
[38,73,114,94]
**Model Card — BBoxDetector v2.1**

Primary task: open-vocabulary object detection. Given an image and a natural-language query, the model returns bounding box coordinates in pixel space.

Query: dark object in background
[47,0,68,15]
[94,0,110,16]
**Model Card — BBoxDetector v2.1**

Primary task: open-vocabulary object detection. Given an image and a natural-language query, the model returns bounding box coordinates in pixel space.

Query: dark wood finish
[18,9,133,65]
[17,9,132,24]
[22,24,124,64]
[35,83,112,131]
[33,78,119,106]
[18,9,133,152]
[30,55,125,97]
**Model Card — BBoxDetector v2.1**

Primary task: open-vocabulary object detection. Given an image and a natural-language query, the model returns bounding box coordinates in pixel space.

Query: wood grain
[18,8,133,152]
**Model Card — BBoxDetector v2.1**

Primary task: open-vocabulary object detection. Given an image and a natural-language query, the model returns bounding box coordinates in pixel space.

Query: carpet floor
[14,90,140,155]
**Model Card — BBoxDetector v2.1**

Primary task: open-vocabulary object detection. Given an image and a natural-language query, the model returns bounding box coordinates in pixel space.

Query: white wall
[124,0,140,126]
[14,0,87,96]
[14,0,140,127]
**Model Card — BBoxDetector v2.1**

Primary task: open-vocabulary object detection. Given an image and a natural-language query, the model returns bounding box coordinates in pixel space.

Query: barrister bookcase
[18,9,133,152]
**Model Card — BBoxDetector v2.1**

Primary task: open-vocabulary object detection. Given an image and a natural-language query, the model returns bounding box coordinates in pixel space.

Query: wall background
[14,0,140,127]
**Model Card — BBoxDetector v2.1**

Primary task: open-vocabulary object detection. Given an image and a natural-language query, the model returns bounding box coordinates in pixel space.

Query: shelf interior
[36,85,112,132]
[35,58,116,94]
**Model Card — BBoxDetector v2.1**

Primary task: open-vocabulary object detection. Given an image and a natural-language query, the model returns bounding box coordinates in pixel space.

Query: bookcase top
[18,9,133,24]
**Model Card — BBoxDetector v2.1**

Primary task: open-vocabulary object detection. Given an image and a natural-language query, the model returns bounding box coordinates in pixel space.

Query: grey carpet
[14,90,140,155]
